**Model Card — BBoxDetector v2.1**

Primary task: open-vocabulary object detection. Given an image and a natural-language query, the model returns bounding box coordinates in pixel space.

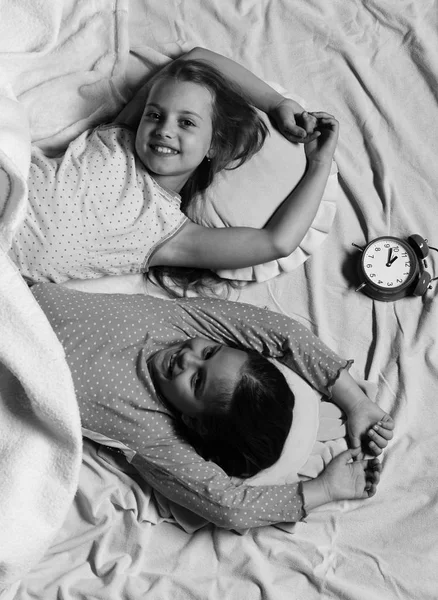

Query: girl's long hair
[146,58,269,298]
[173,350,295,478]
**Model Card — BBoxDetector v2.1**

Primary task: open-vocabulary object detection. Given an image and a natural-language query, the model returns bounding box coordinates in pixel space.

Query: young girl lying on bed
[10,47,337,296]
[32,284,393,530]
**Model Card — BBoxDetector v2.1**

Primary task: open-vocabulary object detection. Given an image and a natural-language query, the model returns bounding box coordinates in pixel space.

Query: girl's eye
[192,346,217,393]
[192,372,201,393]
[146,112,160,121]
[203,347,215,359]
[180,119,195,128]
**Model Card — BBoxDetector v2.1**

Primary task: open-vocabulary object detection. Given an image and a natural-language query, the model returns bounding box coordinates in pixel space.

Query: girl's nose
[155,119,175,138]
[179,349,202,370]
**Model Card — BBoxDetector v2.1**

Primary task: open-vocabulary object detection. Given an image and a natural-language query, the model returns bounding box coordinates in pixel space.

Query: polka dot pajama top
[10,125,187,283]
[32,284,352,530]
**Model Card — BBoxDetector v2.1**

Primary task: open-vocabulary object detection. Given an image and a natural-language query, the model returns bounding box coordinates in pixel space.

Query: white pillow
[184,87,339,282]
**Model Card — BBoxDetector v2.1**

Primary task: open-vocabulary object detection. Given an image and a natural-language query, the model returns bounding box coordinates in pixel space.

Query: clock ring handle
[408,234,429,259]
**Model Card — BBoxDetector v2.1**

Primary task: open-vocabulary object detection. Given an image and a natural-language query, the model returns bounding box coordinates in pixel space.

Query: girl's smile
[149,144,180,156]
[135,79,214,192]
[159,343,183,379]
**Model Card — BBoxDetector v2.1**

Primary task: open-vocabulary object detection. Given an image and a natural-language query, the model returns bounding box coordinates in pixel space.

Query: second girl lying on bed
[32,284,394,530]
[10,47,337,296]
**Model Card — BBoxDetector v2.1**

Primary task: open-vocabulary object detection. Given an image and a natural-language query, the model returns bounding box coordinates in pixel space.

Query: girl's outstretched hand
[304,112,339,166]
[347,400,395,458]
[318,448,381,502]
[269,98,321,143]
[302,448,382,513]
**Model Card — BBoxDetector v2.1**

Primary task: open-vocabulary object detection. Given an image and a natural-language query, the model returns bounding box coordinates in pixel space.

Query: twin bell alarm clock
[353,234,436,301]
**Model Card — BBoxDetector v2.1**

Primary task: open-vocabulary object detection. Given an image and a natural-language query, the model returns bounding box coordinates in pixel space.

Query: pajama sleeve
[171,297,352,397]
[130,442,307,530]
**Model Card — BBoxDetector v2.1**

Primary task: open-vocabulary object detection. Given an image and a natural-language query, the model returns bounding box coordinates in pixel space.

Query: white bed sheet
[4,0,438,598]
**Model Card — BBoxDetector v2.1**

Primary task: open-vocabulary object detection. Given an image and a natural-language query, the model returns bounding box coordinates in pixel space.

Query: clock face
[362,237,416,290]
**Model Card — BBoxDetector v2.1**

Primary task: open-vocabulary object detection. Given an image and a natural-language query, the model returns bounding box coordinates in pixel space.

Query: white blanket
[0,249,82,591]
[0,91,81,589]
[0,0,129,155]
[0,69,82,592]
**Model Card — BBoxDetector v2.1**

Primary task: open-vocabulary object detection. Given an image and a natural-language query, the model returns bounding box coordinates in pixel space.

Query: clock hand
[386,248,393,267]
[389,255,398,266]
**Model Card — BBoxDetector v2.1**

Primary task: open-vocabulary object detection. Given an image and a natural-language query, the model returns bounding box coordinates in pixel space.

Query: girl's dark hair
[174,350,295,478]
[146,58,269,298]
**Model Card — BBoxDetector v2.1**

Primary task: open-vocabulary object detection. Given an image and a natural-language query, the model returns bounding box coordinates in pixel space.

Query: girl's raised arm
[184,47,314,142]
[185,47,287,114]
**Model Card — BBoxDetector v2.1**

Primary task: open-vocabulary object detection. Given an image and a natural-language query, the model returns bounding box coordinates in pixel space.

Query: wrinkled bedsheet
[2,0,438,598]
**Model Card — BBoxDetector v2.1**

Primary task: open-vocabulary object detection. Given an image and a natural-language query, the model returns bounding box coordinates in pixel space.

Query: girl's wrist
[301,478,331,512]
[265,92,288,115]
[305,158,333,174]
[269,94,288,111]
[269,95,306,117]
[331,369,368,416]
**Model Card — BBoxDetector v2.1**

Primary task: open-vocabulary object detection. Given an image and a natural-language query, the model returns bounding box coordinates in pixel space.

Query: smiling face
[135,78,214,192]
[147,337,248,416]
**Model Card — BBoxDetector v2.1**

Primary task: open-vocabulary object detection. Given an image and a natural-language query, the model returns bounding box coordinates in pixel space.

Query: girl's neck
[150,174,183,199]
[147,171,189,196]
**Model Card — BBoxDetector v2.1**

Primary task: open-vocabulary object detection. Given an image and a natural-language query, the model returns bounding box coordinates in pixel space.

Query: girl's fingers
[365,481,378,497]
[368,470,380,488]
[368,430,389,447]
[372,470,381,485]
[306,112,339,133]
[379,414,395,430]
[360,457,381,472]
[288,124,307,137]
[287,130,321,144]
[303,131,321,143]
[317,119,339,133]
[367,439,384,455]
[366,426,387,454]
[347,447,362,462]
[371,423,393,440]
[350,448,365,461]
[283,125,307,141]
[308,111,336,119]
[367,416,395,453]
[364,459,381,496]
[301,111,318,133]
